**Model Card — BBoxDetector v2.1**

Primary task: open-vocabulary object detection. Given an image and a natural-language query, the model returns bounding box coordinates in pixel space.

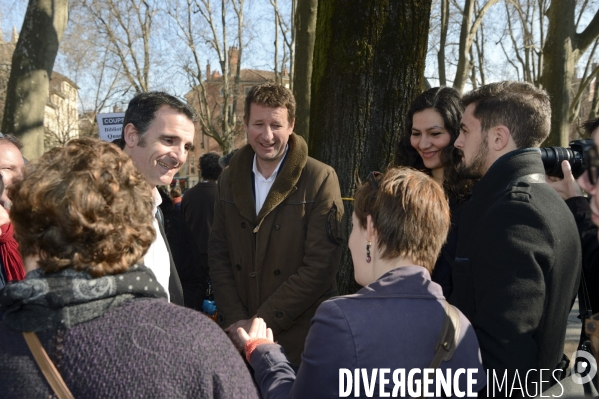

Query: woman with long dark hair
[395,87,473,297]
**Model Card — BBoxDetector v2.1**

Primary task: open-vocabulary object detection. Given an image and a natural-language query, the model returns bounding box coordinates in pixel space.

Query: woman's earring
[366,241,372,263]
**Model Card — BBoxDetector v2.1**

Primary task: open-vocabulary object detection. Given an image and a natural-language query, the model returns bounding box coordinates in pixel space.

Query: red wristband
[245,338,274,363]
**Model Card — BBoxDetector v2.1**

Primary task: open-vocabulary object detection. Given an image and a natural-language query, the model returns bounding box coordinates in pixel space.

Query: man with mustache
[451,81,581,396]
[122,92,196,305]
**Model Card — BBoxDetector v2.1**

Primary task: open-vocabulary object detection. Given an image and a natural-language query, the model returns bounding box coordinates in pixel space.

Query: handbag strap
[429,301,461,369]
[22,331,75,399]
[412,301,461,399]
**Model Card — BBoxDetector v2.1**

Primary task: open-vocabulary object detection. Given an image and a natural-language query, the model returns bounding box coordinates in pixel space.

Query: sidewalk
[565,298,582,369]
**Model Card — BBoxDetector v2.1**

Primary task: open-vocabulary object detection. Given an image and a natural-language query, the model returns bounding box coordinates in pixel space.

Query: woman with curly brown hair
[0,138,258,399]
[395,87,473,298]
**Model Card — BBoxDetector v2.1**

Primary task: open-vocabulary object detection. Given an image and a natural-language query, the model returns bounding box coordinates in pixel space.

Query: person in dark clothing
[0,138,259,399]
[181,152,223,308]
[547,117,599,316]
[170,187,183,211]
[451,81,581,396]
[182,152,222,259]
[159,187,208,311]
[394,87,475,298]
[219,148,238,169]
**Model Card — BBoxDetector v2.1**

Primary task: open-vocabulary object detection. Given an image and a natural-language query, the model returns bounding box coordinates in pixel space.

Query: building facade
[44,72,80,150]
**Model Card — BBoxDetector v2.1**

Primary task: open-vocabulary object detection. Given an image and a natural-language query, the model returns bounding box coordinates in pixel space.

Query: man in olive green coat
[208,83,344,366]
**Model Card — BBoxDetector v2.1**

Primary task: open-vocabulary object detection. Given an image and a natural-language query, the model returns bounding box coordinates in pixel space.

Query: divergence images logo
[572,349,597,385]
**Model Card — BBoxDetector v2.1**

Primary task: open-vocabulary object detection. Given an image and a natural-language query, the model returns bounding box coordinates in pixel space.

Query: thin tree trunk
[292,0,317,140]
[273,0,279,84]
[2,0,69,159]
[540,0,575,146]
[438,0,449,86]
[309,0,431,295]
[453,0,474,93]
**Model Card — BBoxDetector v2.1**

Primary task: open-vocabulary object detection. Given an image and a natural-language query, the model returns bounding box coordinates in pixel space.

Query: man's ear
[490,125,512,152]
[123,123,139,148]
[289,118,295,132]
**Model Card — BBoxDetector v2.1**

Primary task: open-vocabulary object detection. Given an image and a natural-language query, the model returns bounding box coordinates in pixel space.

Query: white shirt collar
[151,187,162,215]
[252,144,289,182]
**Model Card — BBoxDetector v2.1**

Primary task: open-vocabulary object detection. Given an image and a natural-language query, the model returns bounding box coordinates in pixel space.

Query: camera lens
[540,147,575,178]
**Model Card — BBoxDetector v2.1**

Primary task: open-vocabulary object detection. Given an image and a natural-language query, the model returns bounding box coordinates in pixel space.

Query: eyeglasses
[367,171,381,191]
[586,146,599,185]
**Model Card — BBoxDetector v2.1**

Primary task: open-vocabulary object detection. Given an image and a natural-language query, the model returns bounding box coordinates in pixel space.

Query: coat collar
[471,148,544,198]
[229,133,308,225]
[348,266,444,300]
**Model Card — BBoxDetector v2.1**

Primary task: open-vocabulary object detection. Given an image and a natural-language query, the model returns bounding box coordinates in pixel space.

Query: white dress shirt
[253,146,289,215]
[143,187,171,301]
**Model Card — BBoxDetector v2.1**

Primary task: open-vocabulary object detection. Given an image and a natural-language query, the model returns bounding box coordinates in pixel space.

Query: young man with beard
[451,81,581,396]
[121,92,196,306]
[208,83,344,366]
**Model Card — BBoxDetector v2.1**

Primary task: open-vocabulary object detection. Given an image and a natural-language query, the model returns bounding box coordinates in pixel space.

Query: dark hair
[219,149,239,168]
[9,138,156,277]
[354,167,450,273]
[394,86,472,202]
[462,81,551,148]
[0,134,23,150]
[244,83,296,124]
[121,91,197,146]
[584,117,599,136]
[200,152,223,181]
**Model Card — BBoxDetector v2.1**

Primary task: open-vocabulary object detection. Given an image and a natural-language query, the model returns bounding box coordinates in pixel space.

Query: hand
[237,317,274,348]
[546,160,583,200]
[224,316,257,352]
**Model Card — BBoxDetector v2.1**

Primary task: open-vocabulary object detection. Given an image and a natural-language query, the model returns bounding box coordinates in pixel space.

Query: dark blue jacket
[250,266,485,398]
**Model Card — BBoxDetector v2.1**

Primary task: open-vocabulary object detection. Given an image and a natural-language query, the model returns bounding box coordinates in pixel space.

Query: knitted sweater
[0,298,259,398]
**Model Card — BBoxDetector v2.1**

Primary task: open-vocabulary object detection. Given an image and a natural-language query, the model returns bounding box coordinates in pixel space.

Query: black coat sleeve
[565,197,599,313]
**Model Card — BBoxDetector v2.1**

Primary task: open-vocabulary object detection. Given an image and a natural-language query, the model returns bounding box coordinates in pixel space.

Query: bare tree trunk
[272,0,279,84]
[437,0,449,86]
[2,0,69,160]
[540,0,599,146]
[292,0,317,140]
[453,0,474,92]
[453,0,500,93]
[309,0,431,295]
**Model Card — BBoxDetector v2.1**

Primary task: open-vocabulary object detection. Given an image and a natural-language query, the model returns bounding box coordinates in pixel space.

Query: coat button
[274,269,281,276]
[241,222,246,228]
[275,311,283,319]
[236,264,241,270]
[249,272,256,277]
[274,224,280,230]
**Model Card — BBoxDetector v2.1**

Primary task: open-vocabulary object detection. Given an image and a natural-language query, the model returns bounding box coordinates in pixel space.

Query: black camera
[540,139,594,179]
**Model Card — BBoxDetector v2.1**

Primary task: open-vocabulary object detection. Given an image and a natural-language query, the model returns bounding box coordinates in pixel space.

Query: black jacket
[565,196,599,315]
[449,148,581,395]
[431,197,463,298]
[159,189,208,311]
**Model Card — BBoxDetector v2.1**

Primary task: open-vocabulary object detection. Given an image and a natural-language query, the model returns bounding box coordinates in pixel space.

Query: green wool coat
[208,133,344,365]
